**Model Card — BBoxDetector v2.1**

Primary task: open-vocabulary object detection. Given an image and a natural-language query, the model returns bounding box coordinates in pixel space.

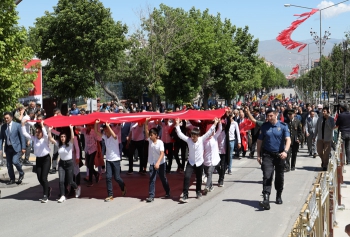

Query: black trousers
[286,142,299,170]
[183,162,203,195]
[85,151,98,182]
[36,154,51,196]
[250,133,259,154]
[174,140,187,169]
[128,140,144,172]
[216,154,227,182]
[261,151,285,195]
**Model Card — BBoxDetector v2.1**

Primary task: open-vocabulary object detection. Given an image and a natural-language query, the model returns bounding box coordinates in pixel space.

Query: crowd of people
[1,91,350,209]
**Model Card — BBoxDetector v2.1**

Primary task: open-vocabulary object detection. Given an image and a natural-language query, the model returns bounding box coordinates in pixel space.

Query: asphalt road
[0,88,322,237]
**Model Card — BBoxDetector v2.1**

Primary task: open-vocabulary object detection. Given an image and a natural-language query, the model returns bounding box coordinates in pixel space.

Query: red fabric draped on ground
[276,9,318,52]
[41,109,226,127]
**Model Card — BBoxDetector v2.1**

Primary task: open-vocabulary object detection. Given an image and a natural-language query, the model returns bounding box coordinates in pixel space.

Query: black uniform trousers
[261,150,285,195]
[285,142,299,170]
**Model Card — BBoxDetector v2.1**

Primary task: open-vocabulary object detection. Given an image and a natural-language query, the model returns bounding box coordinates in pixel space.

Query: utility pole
[15,0,23,5]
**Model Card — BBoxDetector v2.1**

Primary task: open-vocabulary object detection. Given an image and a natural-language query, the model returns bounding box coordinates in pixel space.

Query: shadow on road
[0,171,196,203]
[222,198,262,210]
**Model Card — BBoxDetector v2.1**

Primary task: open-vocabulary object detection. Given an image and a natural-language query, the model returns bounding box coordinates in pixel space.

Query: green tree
[30,0,129,104]
[0,0,37,113]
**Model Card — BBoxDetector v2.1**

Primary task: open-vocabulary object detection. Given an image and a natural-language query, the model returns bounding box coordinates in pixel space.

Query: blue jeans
[5,146,24,180]
[149,163,170,198]
[227,140,236,172]
[106,160,125,197]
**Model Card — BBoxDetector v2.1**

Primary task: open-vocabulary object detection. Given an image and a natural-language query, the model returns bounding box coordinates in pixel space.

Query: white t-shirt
[102,134,120,161]
[147,138,165,165]
[55,141,73,161]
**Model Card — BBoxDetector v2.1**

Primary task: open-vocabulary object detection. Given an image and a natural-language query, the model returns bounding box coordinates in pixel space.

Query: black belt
[263,150,282,157]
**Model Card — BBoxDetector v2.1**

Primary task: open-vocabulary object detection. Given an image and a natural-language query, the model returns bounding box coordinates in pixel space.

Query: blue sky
[17,0,350,42]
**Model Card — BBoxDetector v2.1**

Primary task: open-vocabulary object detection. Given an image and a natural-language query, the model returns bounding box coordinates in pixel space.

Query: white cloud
[317,1,350,18]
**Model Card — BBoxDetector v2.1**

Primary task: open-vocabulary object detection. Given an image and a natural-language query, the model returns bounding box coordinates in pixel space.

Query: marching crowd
[1,93,350,209]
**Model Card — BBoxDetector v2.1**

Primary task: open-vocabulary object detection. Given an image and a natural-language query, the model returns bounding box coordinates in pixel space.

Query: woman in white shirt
[203,122,222,195]
[48,125,80,203]
[144,118,170,202]
[94,120,126,202]
[22,120,51,203]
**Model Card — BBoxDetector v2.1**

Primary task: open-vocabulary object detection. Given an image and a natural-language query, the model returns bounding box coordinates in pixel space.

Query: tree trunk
[93,66,121,105]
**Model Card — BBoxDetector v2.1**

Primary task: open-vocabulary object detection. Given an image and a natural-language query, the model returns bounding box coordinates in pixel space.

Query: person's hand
[306,133,309,137]
[105,121,110,127]
[41,120,44,127]
[145,117,151,122]
[21,149,26,154]
[69,124,73,129]
[27,140,30,146]
[48,126,53,131]
[20,108,25,115]
[95,119,100,124]
[76,159,80,165]
[257,157,262,165]
[237,143,241,149]
[213,117,219,124]
[154,162,160,170]
[175,118,180,126]
[296,139,299,143]
[312,138,315,142]
[280,151,288,159]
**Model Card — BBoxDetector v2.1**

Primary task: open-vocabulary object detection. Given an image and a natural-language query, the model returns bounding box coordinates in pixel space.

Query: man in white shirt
[144,118,170,202]
[175,117,219,203]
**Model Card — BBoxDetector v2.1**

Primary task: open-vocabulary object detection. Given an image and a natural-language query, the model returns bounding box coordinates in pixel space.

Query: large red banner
[41,109,226,128]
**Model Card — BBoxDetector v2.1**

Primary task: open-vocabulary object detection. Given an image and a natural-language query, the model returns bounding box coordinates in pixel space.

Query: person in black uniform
[285,110,303,172]
[257,108,291,210]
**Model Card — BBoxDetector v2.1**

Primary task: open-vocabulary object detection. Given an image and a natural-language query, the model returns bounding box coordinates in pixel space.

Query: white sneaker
[75,186,81,198]
[57,196,66,203]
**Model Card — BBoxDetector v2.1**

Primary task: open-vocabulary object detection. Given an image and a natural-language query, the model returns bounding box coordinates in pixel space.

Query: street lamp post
[284,0,349,104]
[343,40,349,99]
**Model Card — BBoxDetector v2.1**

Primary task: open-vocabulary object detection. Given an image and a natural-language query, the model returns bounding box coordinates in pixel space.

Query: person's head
[102,124,112,136]
[36,103,41,109]
[72,103,77,109]
[29,101,36,109]
[148,128,158,141]
[80,108,86,115]
[190,128,200,143]
[318,104,323,111]
[287,103,292,109]
[53,108,61,116]
[345,224,350,236]
[260,107,265,113]
[28,109,35,120]
[3,112,13,124]
[266,109,278,124]
[310,110,315,118]
[340,103,348,112]
[37,113,44,120]
[239,109,245,118]
[322,107,330,118]
[35,126,43,139]
[288,110,295,120]
[59,130,70,147]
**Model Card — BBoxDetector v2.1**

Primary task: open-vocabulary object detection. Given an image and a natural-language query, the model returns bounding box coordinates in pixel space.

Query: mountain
[257,38,342,74]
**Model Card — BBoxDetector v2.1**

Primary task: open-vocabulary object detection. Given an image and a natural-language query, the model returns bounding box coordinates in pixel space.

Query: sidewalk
[0,155,36,178]
[333,165,350,236]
